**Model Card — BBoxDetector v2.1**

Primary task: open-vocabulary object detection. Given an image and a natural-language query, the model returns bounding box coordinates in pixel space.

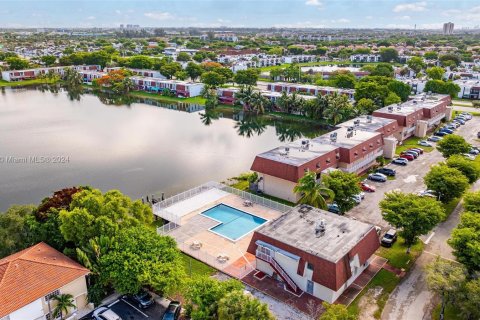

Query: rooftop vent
[366,115,372,123]
[388,106,394,112]
[353,119,360,127]
[330,132,338,142]
[315,219,326,237]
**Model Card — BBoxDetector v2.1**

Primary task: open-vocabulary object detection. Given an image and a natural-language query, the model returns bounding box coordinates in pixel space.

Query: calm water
[0,86,322,211]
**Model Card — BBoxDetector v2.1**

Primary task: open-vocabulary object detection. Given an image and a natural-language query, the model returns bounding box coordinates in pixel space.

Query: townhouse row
[250,93,452,202]
[1,65,101,82]
[401,78,480,100]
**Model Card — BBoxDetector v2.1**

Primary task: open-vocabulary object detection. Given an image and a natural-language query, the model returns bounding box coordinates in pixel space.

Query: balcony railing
[256,250,298,293]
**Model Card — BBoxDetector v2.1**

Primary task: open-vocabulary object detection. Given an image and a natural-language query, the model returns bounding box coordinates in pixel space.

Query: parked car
[162,301,181,320]
[464,153,476,161]
[93,307,123,320]
[327,203,341,214]
[418,140,433,147]
[401,151,418,159]
[368,173,387,182]
[409,148,424,155]
[381,229,397,247]
[477,132,480,139]
[454,118,465,125]
[444,125,457,131]
[392,157,408,166]
[470,148,480,155]
[418,189,437,198]
[360,182,376,192]
[428,136,443,142]
[399,154,415,161]
[434,131,447,137]
[376,167,396,176]
[352,194,362,204]
[438,129,452,135]
[440,128,454,134]
[124,290,154,309]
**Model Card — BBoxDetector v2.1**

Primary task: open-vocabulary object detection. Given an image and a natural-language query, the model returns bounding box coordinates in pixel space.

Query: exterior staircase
[256,251,303,296]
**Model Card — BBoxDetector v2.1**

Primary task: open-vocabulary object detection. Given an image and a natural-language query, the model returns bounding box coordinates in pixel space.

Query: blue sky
[0,0,479,29]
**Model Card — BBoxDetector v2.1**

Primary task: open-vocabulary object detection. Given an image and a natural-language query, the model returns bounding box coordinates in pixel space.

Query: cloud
[305,0,322,6]
[331,18,350,23]
[386,23,413,29]
[86,16,96,21]
[444,6,480,22]
[273,21,325,28]
[393,1,427,13]
[398,15,411,20]
[217,18,231,24]
[365,16,373,20]
[144,11,174,21]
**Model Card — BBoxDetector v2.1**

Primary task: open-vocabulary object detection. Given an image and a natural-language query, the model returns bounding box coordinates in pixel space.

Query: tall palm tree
[51,294,75,320]
[235,85,255,111]
[250,91,268,115]
[293,171,334,210]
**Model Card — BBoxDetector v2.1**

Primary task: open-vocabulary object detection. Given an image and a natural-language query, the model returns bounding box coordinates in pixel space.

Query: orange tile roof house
[0,242,90,320]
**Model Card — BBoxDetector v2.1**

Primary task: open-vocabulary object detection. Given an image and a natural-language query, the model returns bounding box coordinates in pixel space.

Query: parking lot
[345,115,480,229]
[81,295,171,320]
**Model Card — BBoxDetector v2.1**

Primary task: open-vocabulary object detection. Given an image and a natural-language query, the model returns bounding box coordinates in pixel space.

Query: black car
[327,203,341,214]
[125,290,154,309]
[376,167,396,177]
[162,301,181,320]
[381,229,397,247]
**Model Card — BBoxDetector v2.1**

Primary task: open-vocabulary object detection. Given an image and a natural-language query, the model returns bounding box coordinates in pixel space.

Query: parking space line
[423,232,435,244]
[108,299,120,308]
[121,298,149,318]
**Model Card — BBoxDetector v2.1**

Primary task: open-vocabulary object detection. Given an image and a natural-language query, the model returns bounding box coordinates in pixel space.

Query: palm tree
[51,293,75,320]
[76,236,115,277]
[235,85,255,111]
[293,171,334,209]
[250,91,268,114]
[325,93,354,125]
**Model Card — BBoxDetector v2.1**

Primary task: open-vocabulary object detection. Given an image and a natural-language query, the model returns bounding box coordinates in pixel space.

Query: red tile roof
[0,242,89,318]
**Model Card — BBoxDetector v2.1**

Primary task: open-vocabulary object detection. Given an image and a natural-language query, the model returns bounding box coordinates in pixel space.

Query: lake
[0,86,323,211]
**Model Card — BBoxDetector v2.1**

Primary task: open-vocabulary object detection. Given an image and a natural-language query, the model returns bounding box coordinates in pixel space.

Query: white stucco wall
[258,174,300,203]
[8,299,44,320]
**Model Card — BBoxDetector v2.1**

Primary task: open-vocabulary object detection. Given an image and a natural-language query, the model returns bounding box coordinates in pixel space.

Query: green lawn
[453,110,480,117]
[441,198,461,221]
[0,78,60,87]
[348,269,400,319]
[377,236,424,271]
[431,303,463,320]
[396,136,434,154]
[181,253,216,278]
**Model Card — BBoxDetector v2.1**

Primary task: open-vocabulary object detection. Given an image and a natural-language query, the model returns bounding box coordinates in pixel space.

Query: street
[379,116,480,320]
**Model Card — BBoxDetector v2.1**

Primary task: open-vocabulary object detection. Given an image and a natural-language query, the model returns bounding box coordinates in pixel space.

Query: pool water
[202,204,267,241]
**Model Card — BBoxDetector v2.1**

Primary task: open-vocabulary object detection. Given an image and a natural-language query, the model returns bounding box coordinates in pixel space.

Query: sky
[0,0,479,29]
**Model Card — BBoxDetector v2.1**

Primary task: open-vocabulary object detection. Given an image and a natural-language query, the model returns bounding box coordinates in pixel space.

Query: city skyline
[0,0,479,30]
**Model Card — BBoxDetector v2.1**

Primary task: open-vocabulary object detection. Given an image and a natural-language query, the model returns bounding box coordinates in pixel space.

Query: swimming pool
[201,204,267,241]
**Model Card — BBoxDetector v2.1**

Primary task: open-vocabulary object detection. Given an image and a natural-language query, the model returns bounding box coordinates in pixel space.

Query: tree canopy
[293,171,334,210]
[424,165,469,203]
[322,170,361,213]
[437,134,471,158]
[217,291,275,320]
[380,192,445,250]
[448,212,480,274]
[446,155,480,184]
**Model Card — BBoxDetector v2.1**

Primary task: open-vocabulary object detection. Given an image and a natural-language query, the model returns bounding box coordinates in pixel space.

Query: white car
[418,140,433,147]
[463,153,476,161]
[351,192,366,204]
[93,307,123,320]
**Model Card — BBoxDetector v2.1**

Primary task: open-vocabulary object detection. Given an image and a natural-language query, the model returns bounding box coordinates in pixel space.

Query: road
[380,116,480,320]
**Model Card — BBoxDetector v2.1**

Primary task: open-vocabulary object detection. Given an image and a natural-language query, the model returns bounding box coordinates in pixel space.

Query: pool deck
[165,193,284,278]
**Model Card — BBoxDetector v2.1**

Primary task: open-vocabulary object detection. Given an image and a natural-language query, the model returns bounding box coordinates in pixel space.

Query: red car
[360,182,376,192]
[400,154,415,161]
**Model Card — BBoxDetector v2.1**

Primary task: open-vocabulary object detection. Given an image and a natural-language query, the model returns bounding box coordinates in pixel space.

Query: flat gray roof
[313,126,380,149]
[375,95,444,115]
[257,139,338,166]
[336,116,396,132]
[256,205,374,263]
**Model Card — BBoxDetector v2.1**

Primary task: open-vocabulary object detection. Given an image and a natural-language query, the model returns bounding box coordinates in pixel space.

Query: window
[307,262,314,271]
[326,158,331,164]
[45,290,60,302]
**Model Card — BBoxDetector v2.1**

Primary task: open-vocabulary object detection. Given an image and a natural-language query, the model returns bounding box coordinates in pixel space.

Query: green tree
[186,62,204,81]
[59,188,153,247]
[426,67,445,80]
[424,80,460,98]
[176,52,191,62]
[424,51,438,60]
[331,72,356,89]
[41,55,57,67]
[234,69,259,86]
[325,93,354,125]
[201,71,226,88]
[303,94,330,120]
[6,57,30,70]
[51,294,76,320]
[370,63,394,77]
[319,302,356,320]
[387,80,411,102]
[293,171,334,210]
[355,81,388,106]
[424,165,469,203]
[463,191,480,214]
[457,278,480,319]
[84,51,110,68]
[101,226,184,295]
[174,70,188,80]
[63,68,84,89]
[127,55,153,69]
[202,86,219,109]
[0,205,36,258]
[379,48,399,62]
[287,45,305,55]
[448,212,480,274]
[446,155,480,184]
[384,92,401,106]
[356,98,376,114]
[322,170,361,213]
[184,277,244,320]
[407,56,426,74]
[217,291,275,320]
[380,192,445,252]
[426,258,466,320]
[437,134,471,158]
[439,54,461,67]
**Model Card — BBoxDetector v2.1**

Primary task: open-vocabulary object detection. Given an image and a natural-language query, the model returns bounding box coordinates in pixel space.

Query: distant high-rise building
[443,22,454,35]
[120,24,124,29]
